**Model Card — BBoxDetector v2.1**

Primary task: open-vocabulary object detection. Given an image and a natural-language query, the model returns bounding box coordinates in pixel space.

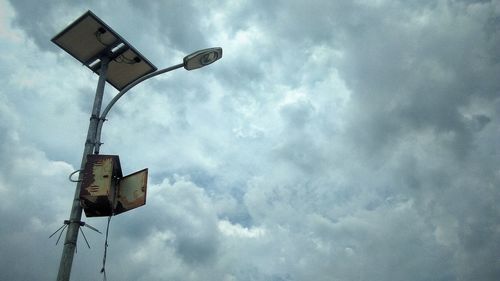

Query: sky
[0,0,499,280]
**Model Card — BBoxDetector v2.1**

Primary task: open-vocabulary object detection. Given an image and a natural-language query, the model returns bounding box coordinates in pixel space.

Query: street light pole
[57,56,110,281]
[55,47,222,281]
[51,10,223,281]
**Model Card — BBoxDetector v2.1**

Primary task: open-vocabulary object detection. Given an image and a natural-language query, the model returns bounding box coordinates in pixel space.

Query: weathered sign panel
[80,155,122,217]
[114,168,148,215]
[80,154,147,217]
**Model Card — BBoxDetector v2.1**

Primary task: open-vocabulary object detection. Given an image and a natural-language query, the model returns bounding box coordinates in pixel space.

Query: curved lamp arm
[94,63,183,154]
[93,47,222,154]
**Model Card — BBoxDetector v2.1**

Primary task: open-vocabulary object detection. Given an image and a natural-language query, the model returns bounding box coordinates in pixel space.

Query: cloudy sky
[1,0,499,280]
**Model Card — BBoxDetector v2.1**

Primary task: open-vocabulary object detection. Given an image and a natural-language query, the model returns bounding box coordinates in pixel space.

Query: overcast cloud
[0,0,499,280]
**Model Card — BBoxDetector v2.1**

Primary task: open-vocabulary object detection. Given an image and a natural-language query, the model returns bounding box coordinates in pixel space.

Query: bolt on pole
[57,56,110,281]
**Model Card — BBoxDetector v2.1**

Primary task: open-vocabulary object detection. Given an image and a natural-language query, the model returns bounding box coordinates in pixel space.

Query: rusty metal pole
[57,56,110,281]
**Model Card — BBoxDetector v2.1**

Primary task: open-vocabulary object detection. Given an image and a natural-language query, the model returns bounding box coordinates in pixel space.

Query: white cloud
[218,219,266,238]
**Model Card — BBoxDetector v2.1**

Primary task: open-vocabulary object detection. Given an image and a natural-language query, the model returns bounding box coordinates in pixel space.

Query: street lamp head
[183,47,223,70]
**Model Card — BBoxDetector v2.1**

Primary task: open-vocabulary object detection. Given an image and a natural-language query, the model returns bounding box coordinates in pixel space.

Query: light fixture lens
[201,52,218,65]
[184,47,222,70]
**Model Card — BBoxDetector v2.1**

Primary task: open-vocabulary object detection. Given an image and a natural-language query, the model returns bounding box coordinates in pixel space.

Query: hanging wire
[101,216,112,281]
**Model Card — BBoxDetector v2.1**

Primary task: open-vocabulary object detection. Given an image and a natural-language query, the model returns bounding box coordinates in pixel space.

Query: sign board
[114,168,148,215]
[80,154,147,217]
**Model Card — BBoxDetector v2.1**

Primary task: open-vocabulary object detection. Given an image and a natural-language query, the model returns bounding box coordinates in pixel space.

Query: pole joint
[64,220,83,226]
[85,139,101,146]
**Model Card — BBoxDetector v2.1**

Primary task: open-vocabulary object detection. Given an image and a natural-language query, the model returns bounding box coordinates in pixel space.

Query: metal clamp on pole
[68,170,83,183]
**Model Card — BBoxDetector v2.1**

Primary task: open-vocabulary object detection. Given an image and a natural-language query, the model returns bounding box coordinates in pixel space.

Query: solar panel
[52,11,157,90]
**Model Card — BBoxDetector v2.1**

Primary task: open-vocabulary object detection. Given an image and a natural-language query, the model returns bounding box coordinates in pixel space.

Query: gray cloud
[1,0,499,280]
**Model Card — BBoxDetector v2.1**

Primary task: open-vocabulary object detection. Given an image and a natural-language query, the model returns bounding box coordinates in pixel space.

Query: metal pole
[57,56,110,281]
